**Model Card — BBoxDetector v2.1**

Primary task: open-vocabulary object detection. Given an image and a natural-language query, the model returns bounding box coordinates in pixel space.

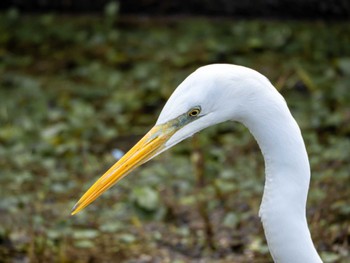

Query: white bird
[72,64,323,263]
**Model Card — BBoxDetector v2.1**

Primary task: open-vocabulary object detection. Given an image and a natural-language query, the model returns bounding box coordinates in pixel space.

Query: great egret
[72,64,323,263]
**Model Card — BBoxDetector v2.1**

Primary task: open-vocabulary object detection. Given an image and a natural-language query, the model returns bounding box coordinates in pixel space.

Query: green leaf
[336,57,350,75]
[118,233,136,244]
[132,186,160,211]
[73,229,99,239]
[74,240,95,249]
[223,212,239,228]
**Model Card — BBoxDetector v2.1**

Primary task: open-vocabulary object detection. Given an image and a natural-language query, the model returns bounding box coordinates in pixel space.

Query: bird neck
[241,96,322,263]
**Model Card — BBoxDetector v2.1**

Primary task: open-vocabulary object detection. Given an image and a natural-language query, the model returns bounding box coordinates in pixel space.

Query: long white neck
[241,91,322,263]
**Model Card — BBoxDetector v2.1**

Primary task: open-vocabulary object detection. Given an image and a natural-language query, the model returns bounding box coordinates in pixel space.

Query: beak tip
[71,202,80,216]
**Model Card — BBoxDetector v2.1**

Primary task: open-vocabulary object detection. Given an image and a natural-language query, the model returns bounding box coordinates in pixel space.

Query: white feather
[156,64,322,263]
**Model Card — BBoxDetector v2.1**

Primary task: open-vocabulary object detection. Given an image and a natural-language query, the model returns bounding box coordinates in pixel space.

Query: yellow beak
[71,122,178,215]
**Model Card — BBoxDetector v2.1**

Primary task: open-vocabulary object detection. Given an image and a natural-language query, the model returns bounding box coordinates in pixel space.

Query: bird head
[71,64,272,215]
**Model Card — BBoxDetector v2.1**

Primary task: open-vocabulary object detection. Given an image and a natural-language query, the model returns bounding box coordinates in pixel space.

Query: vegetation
[0,7,349,263]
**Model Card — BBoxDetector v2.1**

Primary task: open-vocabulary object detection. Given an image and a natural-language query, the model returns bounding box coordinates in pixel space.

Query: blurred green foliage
[0,8,349,263]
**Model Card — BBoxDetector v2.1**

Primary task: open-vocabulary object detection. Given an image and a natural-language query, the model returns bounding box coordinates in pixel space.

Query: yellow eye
[188,107,201,117]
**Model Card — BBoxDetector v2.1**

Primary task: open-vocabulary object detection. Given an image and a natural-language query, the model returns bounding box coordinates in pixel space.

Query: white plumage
[73,64,323,263]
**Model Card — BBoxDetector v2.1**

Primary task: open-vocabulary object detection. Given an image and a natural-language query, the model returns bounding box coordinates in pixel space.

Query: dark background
[1,0,350,19]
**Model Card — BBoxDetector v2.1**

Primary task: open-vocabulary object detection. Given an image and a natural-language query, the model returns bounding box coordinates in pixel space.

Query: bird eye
[188,107,201,117]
